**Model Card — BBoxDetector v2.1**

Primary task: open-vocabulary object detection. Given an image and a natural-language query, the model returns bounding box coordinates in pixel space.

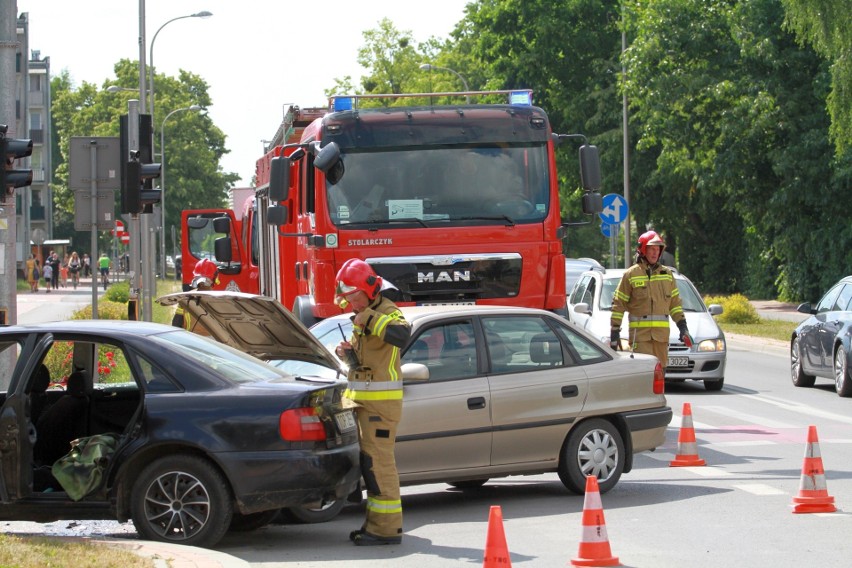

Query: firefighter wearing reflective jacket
[610,231,691,368]
[334,259,410,546]
[171,258,218,333]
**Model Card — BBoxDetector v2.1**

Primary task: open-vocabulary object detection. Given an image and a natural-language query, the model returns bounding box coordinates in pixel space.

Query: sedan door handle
[561,385,579,398]
[467,397,486,410]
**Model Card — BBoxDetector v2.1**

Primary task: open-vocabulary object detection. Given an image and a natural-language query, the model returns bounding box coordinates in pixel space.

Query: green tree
[781,0,852,153]
[50,60,237,255]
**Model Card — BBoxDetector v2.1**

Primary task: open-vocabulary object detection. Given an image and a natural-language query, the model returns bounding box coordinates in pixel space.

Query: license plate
[668,356,689,368]
[418,301,475,306]
[335,410,356,432]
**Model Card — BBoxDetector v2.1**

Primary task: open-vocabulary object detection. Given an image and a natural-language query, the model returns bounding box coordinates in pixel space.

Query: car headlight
[697,338,725,352]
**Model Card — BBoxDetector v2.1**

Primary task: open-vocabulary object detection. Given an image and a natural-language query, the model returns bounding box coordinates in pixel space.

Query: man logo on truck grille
[418,270,472,283]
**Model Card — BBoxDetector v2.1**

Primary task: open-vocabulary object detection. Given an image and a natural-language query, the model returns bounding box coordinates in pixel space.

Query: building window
[30,74,41,92]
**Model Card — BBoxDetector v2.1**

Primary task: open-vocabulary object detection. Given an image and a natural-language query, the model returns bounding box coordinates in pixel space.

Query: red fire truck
[181,91,601,325]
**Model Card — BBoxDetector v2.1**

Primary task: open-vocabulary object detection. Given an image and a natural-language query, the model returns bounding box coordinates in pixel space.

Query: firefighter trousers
[632,339,669,370]
[355,399,403,539]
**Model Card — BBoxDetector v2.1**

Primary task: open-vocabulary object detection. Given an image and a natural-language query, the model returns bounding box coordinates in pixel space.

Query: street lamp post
[160,105,203,279]
[149,11,211,279]
[419,63,470,104]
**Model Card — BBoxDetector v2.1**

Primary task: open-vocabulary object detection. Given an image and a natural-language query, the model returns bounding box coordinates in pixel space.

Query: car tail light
[280,408,327,441]
[653,363,665,394]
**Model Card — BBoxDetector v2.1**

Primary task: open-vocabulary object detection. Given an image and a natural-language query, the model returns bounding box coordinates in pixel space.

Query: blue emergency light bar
[508,91,533,105]
[333,97,354,112]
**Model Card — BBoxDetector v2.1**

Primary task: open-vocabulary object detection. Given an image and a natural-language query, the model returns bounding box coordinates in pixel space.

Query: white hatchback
[568,266,726,391]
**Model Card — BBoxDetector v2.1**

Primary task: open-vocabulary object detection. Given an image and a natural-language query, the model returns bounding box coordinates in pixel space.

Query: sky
[16,0,471,187]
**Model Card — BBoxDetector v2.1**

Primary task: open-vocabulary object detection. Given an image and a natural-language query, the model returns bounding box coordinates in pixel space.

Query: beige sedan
[303,304,671,494]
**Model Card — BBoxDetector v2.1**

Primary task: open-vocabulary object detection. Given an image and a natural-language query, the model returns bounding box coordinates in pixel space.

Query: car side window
[402,321,477,381]
[569,275,590,305]
[134,355,181,393]
[832,284,852,312]
[816,283,844,314]
[600,277,618,310]
[553,321,610,364]
[482,316,564,373]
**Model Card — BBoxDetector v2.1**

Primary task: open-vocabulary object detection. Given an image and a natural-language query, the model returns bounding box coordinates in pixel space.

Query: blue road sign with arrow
[599,193,628,225]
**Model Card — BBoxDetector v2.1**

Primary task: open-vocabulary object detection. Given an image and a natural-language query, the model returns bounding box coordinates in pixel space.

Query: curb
[725,332,788,357]
[48,536,249,568]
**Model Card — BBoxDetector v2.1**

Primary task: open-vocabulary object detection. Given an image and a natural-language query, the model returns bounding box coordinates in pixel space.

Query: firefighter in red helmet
[171,259,219,331]
[610,230,691,368]
[334,258,410,546]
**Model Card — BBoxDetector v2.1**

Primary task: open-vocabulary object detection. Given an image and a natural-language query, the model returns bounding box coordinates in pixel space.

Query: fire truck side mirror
[269,156,289,202]
[579,144,601,191]
[214,236,233,263]
[313,142,343,185]
[268,205,288,226]
[187,216,209,229]
[582,191,603,215]
[213,216,231,233]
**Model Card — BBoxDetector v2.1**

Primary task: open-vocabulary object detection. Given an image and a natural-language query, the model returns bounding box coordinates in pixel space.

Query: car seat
[30,363,52,424]
[529,333,563,366]
[34,371,89,466]
[486,333,512,373]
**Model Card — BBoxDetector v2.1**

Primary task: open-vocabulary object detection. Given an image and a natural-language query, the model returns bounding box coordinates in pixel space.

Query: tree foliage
[368,0,848,300]
[781,0,852,153]
[50,59,237,254]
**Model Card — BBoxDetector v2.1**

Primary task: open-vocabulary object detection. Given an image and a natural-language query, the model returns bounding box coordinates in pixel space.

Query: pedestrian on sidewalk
[42,263,53,293]
[60,255,69,289]
[47,251,60,291]
[82,253,91,278]
[26,254,39,293]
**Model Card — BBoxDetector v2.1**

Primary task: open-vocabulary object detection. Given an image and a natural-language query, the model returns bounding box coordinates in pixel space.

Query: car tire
[228,509,280,532]
[558,418,625,495]
[448,479,489,490]
[130,455,233,547]
[278,499,345,524]
[704,377,724,392]
[834,345,852,397]
[791,336,816,387]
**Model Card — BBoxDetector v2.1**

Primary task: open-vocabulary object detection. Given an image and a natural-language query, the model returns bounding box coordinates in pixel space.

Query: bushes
[104,281,130,303]
[703,293,760,324]
[71,300,128,321]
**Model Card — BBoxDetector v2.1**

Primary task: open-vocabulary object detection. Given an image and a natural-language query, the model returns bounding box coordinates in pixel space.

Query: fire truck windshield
[326,144,550,227]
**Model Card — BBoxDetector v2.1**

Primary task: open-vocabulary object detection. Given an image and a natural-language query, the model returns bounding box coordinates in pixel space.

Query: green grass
[718,318,797,343]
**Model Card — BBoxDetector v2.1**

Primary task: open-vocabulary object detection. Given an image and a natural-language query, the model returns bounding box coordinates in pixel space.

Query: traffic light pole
[128,100,142,321]
[88,140,100,318]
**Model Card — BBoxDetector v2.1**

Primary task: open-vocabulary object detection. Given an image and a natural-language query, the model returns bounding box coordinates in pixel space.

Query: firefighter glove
[676,319,693,346]
[610,329,621,351]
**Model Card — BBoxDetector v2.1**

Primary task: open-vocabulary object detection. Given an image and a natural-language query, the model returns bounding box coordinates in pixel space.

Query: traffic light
[138,114,161,212]
[0,124,33,195]
[119,114,161,214]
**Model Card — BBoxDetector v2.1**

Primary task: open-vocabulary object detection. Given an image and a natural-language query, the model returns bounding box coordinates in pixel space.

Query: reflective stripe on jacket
[344,295,410,403]
[611,259,684,342]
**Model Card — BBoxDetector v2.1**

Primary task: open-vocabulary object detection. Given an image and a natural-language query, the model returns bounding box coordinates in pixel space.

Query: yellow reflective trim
[614,290,630,301]
[671,288,680,297]
[628,277,647,287]
[344,388,403,401]
[373,313,392,336]
[670,307,683,316]
[650,274,673,282]
[629,321,670,328]
[367,497,403,514]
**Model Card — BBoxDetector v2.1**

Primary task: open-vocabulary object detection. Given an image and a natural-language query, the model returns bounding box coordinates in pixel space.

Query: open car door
[0,333,53,502]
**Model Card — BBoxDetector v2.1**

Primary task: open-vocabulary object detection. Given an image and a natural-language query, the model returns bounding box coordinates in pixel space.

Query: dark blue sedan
[791,275,852,396]
[0,314,359,548]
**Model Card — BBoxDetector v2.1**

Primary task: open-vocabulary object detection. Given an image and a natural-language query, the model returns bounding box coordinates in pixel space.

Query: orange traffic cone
[570,476,620,567]
[669,402,706,467]
[791,425,837,514]
[482,505,511,567]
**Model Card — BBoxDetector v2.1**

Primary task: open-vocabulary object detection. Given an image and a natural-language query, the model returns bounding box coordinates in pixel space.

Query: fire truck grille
[371,257,522,304]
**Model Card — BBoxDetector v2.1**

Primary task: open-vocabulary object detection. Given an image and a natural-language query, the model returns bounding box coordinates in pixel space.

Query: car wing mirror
[401,363,429,381]
[708,304,723,316]
[573,302,592,315]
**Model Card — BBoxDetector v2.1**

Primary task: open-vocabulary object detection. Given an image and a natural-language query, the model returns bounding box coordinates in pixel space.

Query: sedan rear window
[150,330,293,384]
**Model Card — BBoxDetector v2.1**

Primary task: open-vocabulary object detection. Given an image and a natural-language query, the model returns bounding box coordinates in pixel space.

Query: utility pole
[0,0,19,388]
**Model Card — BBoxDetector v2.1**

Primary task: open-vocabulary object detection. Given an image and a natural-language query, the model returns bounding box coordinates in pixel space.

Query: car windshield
[601,276,707,312]
[327,146,549,226]
[150,330,295,384]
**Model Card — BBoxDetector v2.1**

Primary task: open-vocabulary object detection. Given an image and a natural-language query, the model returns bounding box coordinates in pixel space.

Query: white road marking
[733,484,786,495]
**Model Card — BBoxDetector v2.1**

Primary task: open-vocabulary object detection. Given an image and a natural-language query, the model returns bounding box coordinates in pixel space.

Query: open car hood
[156,291,344,371]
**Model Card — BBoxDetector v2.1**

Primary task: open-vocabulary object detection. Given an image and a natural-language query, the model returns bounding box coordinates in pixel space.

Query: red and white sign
[115,220,126,237]
[120,234,130,244]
